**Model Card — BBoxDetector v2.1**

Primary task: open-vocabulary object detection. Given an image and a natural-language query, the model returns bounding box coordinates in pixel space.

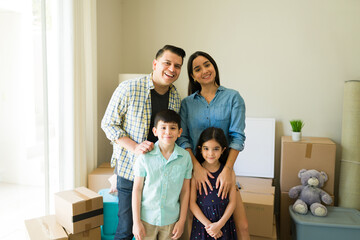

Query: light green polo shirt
[133,142,193,226]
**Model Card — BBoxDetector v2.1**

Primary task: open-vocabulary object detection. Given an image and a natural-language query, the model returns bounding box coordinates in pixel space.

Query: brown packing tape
[73,189,92,211]
[305,143,312,158]
[85,223,91,231]
[83,230,90,237]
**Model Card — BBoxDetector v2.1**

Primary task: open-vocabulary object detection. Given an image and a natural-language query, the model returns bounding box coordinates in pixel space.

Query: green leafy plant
[290,120,304,132]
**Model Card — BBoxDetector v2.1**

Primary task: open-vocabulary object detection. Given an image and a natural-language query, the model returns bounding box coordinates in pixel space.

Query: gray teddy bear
[289,169,332,217]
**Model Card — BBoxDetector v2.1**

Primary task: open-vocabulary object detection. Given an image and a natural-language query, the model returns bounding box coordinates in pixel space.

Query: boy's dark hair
[195,127,229,165]
[154,109,181,128]
[155,45,186,64]
[187,51,220,96]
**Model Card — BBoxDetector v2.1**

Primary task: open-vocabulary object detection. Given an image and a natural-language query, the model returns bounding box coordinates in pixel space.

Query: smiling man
[101,45,186,240]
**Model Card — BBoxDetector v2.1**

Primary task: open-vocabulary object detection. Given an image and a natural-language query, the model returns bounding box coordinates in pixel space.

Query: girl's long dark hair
[195,127,229,165]
[187,51,220,96]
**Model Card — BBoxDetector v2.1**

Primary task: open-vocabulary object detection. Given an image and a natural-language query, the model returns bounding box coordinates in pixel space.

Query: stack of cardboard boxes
[25,187,104,240]
[237,176,277,240]
[279,136,336,240]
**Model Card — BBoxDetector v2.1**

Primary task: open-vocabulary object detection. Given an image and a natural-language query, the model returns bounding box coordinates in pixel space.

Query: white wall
[97,0,123,165]
[97,0,360,202]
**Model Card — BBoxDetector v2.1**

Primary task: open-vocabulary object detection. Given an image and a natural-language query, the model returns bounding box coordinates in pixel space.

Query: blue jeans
[114,176,134,240]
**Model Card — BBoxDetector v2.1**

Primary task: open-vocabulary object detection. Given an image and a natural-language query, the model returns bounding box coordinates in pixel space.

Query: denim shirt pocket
[214,104,230,122]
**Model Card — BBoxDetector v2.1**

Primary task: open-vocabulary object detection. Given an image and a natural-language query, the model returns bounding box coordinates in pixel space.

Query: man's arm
[172,178,190,239]
[115,137,154,155]
[132,176,146,240]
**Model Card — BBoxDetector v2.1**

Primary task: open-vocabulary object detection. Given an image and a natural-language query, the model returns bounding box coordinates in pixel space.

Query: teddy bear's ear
[298,169,307,178]
[320,171,328,182]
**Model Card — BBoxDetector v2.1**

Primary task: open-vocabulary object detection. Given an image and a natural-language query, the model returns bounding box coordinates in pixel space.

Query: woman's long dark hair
[187,51,221,96]
[195,127,229,165]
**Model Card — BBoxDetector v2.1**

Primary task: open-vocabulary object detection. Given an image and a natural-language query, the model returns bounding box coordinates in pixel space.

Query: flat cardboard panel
[280,136,336,194]
[24,215,68,240]
[55,187,103,234]
[88,167,114,193]
[234,118,275,178]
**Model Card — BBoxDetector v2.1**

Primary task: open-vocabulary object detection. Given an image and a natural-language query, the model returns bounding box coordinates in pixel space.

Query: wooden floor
[0,183,44,240]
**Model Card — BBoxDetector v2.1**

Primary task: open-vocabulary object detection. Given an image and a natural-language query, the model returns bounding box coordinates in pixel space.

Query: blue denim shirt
[177,86,246,155]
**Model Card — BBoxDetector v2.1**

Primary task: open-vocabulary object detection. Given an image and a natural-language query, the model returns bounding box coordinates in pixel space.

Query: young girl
[190,127,237,240]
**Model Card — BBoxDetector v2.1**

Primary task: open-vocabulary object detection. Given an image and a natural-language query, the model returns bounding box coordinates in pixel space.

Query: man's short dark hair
[155,45,186,64]
[154,109,181,128]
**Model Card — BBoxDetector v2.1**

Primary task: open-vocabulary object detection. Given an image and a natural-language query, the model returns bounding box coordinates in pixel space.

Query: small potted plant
[290,120,304,142]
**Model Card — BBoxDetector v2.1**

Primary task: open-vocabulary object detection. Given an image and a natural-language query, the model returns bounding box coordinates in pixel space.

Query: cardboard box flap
[241,185,275,195]
[55,187,103,216]
[241,191,274,206]
[236,176,273,187]
[89,167,114,175]
[282,136,335,145]
[98,162,112,168]
[25,215,68,240]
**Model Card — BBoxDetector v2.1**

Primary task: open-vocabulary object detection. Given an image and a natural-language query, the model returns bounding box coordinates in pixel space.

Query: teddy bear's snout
[308,177,319,186]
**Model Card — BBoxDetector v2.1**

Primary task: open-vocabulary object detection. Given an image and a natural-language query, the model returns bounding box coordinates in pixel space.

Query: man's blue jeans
[114,176,134,240]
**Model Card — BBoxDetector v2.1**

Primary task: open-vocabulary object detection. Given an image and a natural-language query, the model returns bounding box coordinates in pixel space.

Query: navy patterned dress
[190,165,237,240]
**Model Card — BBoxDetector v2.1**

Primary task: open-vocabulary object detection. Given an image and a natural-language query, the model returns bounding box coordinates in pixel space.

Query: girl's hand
[133,221,146,240]
[193,163,214,195]
[205,222,223,238]
[216,166,235,199]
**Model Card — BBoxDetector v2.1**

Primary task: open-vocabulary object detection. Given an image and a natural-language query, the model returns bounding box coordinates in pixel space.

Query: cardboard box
[280,191,334,240]
[98,162,111,168]
[55,187,104,234]
[25,215,68,240]
[88,167,114,193]
[280,136,336,194]
[66,226,101,240]
[236,176,273,188]
[240,178,275,238]
[250,219,277,240]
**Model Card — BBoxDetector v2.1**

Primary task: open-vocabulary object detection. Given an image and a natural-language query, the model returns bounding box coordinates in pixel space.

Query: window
[0,0,74,238]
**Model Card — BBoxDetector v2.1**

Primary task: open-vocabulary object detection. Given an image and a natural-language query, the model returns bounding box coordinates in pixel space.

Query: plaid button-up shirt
[101,74,181,180]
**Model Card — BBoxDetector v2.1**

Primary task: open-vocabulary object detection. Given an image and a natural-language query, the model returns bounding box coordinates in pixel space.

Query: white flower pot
[292,132,302,142]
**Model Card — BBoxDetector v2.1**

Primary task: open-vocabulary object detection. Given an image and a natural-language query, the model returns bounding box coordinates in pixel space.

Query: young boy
[132,109,193,240]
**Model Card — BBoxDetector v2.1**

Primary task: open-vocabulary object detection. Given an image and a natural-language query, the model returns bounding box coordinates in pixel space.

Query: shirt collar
[150,141,183,161]
[149,73,176,92]
[192,85,225,99]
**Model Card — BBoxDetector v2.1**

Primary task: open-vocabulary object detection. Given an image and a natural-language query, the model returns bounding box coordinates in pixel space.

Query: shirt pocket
[214,105,230,121]
[170,165,185,182]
